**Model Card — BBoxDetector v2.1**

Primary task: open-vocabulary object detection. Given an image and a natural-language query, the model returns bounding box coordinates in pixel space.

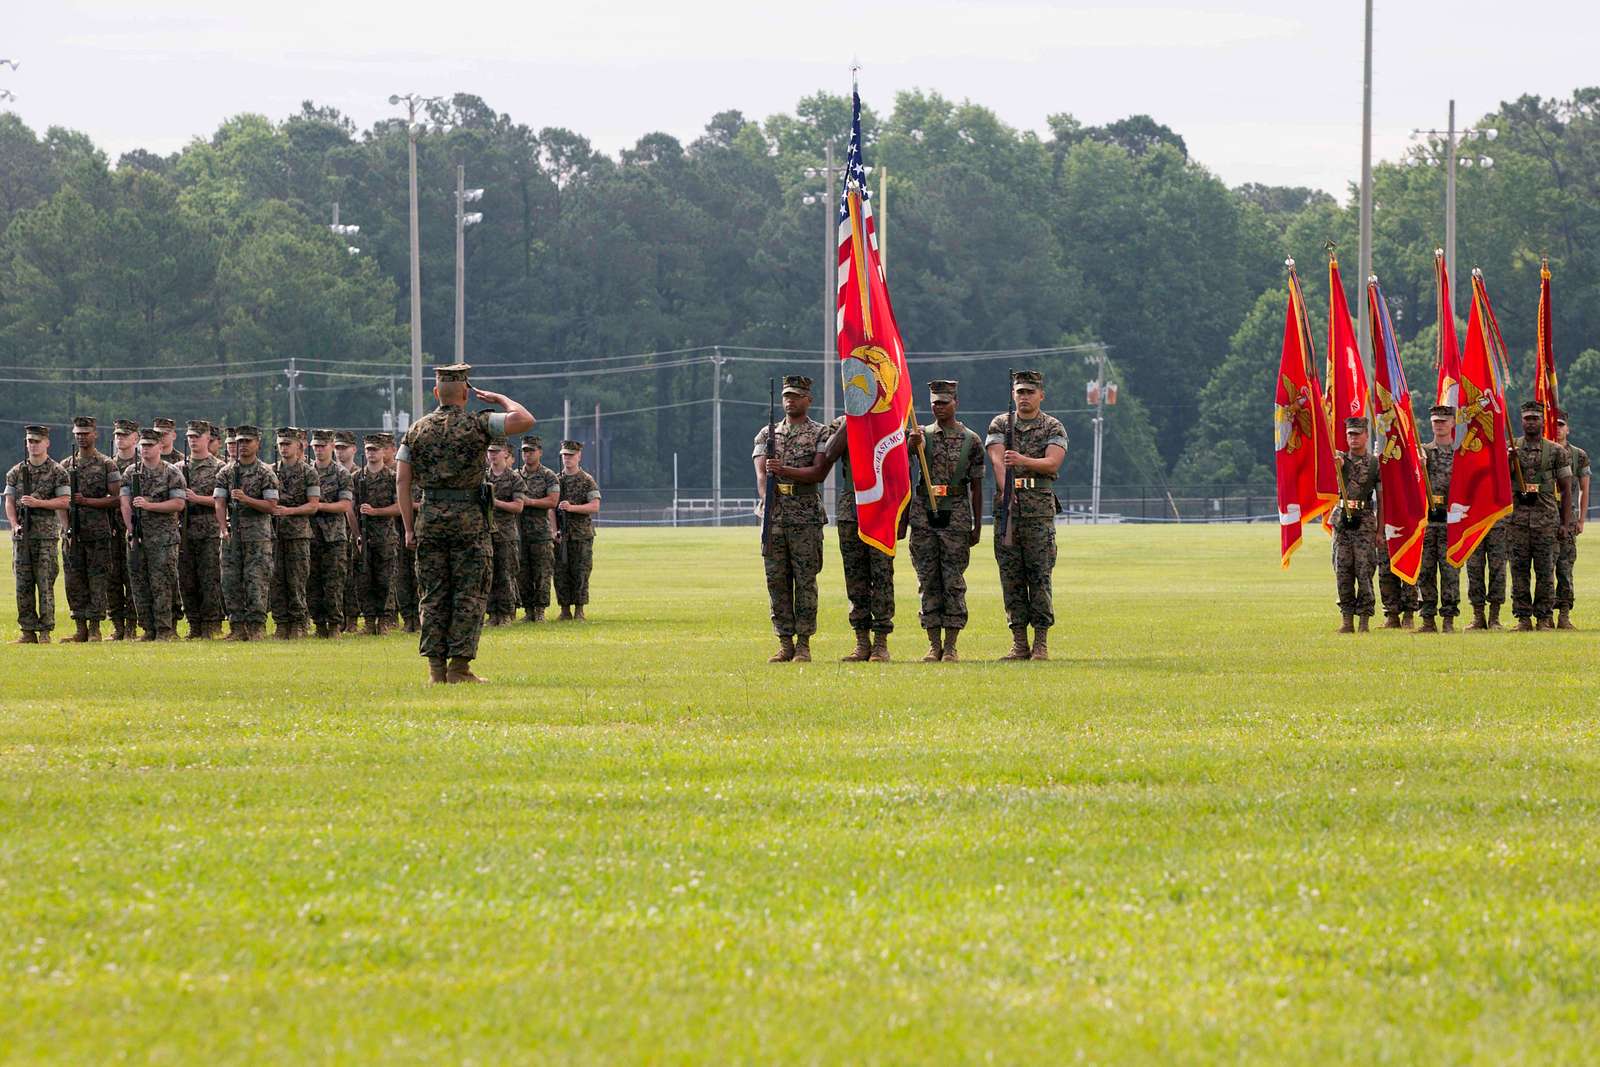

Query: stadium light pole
[1409,100,1496,318]
[455,165,485,361]
[389,92,441,420]
[329,202,361,255]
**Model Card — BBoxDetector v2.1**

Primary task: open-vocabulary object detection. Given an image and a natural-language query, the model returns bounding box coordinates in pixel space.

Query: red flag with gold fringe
[1535,258,1560,440]
[1275,259,1339,566]
[1444,269,1514,567]
[1368,275,1428,583]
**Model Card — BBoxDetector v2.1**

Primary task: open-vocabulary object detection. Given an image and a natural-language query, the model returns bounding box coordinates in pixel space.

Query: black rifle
[67,464,80,549]
[179,458,190,541]
[999,369,1018,547]
[128,466,145,589]
[352,472,366,552]
[760,377,776,557]
[14,476,30,564]
[554,486,567,568]
[228,463,241,540]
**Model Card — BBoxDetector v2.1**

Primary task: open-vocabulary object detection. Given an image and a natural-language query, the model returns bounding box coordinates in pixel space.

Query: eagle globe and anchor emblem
[840,344,900,417]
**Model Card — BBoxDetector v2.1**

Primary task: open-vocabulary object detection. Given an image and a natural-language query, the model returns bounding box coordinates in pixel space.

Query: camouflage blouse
[909,420,984,532]
[120,460,188,546]
[489,467,526,541]
[985,412,1068,521]
[5,458,70,539]
[519,464,559,542]
[61,451,122,540]
[183,455,224,538]
[558,469,601,541]
[213,459,281,544]
[1421,441,1454,525]
[311,460,353,543]
[752,416,827,526]
[352,467,398,546]
[1508,437,1572,529]
[273,459,321,540]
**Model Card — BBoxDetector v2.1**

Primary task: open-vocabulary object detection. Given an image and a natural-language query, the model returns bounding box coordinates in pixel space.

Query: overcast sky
[6,1,1597,198]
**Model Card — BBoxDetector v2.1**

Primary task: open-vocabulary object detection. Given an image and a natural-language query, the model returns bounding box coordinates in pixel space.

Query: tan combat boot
[62,619,91,643]
[534,607,545,622]
[1558,609,1577,630]
[1337,614,1355,634]
[361,616,379,636]
[574,606,586,621]
[793,635,812,663]
[1515,616,1534,632]
[427,657,449,684]
[1442,616,1455,633]
[1465,606,1487,630]
[1401,610,1415,629]
[1488,603,1504,630]
[156,628,178,641]
[841,630,871,662]
[1417,616,1437,633]
[110,617,128,641]
[868,632,890,663]
[922,628,943,662]
[1381,612,1402,629]
[941,628,960,662]
[1000,628,1030,660]
[225,622,248,642]
[446,656,486,683]
[768,635,795,663]
[1029,628,1049,661]
[186,620,206,640]
[1537,615,1556,631]
[87,620,102,641]
[11,630,37,645]
[1357,615,1370,633]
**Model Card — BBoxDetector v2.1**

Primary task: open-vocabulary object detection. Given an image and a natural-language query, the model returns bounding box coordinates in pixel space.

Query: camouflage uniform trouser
[308,537,349,627]
[995,517,1056,629]
[1466,524,1507,607]
[910,526,972,631]
[343,538,362,626]
[764,524,823,637]
[1378,553,1420,616]
[64,535,114,621]
[178,534,224,625]
[489,534,521,617]
[554,539,594,607]
[394,544,419,622]
[270,538,312,627]
[108,522,133,627]
[222,538,274,624]
[837,520,895,634]
[417,533,488,660]
[1416,524,1460,619]
[1507,520,1558,621]
[128,538,180,634]
[360,540,398,618]
[12,535,60,633]
[519,539,554,612]
[1331,518,1379,617]
[1556,531,1578,612]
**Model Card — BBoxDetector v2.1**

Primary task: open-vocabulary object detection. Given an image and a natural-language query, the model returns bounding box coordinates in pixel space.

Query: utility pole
[1411,100,1495,319]
[388,376,397,431]
[389,93,440,419]
[455,165,484,361]
[1356,0,1374,363]
[285,357,300,427]
[1090,347,1106,524]
[711,347,724,526]
[562,396,571,444]
[594,403,602,480]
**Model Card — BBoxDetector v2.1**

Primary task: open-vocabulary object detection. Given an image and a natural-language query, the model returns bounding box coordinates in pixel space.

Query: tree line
[4,87,1600,492]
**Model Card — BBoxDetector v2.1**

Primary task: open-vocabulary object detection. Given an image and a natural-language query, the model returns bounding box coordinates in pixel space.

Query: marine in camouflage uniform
[1465,525,1509,630]
[485,440,527,624]
[384,433,422,632]
[517,435,560,622]
[1553,414,1589,629]
[269,427,321,639]
[60,417,123,642]
[353,435,400,633]
[107,419,141,638]
[753,375,828,663]
[1415,405,1461,632]
[120,428,188,640]
[5,425,71,643]
[216,426,280,640]
[1377,547,1421,628]
[177,420,226,639]
[308,429,355,638]
[1506,400,1573,630]
[153,416,181,467]
[907,380,984,662]
[986,370,1068,661]
[554,440,601,619]
[1331,417,1381,632]
[335,429,363,632]
[398,363,534,684]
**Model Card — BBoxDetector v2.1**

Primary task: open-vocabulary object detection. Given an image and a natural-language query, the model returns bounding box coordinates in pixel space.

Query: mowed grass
[2,524,1599,1064]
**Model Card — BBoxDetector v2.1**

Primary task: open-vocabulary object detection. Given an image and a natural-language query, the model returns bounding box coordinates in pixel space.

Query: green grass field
[3,525,1599,1063]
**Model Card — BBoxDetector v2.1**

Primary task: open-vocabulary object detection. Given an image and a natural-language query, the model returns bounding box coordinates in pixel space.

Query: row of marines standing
[4,413,599,643]
[1330,400,1590,632]
[753,370,1066,663]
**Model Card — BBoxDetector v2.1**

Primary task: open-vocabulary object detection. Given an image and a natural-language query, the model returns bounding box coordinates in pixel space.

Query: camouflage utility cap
[186,419,211,436]
[333,429,357,446]
[781,375,813,396]
[363,433,386,447]
[560,440,583,454]
[138,428,162,444]
[1520,399,1543,415]
[1429,405,1455,419]
[1013,370,1043,388]
[113,419,140,434]
[522,435,542,449]
[928,380,958,400]
[1345,416,1368,431]
[152,417,177,432]
[311,429,336,444]
[435,363,472,383]
[276,426,305,442]
[235,425,262,441]
[24,424,49,439]
[72,416,97,430]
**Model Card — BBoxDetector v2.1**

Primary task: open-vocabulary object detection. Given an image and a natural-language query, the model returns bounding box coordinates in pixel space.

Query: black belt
[423,488,476,502]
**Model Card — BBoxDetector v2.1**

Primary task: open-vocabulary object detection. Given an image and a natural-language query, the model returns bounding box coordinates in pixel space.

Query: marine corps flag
[1275,259,1339,566]
[1434,250,1463,413]
[1445,269,1514,567]
[1535,258,1560,440]
[1368,276,1428,583]
[835,81,913,555]
[1326,250,1369,425]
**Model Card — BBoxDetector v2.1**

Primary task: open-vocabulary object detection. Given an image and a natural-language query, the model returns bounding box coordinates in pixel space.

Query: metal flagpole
[1356,0,1374,365]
